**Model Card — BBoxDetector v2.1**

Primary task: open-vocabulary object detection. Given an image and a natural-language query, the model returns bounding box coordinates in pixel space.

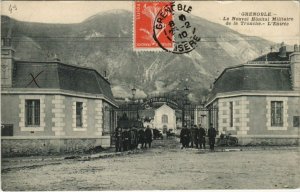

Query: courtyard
[1,139,299,190]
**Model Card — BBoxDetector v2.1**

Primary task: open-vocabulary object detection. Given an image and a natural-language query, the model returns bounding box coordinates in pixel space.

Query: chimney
[279,42,287,58]
[1,34,15,88]
[104,70,109,80]
[290,44,300,91]
[294,44,299,52]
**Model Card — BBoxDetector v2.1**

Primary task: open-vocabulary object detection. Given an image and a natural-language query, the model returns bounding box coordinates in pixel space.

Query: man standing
[145,125,153,148]
[138,128,145,148]
[130,126,137,150]
[208,123,217,151]
[198,124,206,149]
[180,126,190,149]
[190,125,199,148]
[122,129,130,151]
[115,127,123,152]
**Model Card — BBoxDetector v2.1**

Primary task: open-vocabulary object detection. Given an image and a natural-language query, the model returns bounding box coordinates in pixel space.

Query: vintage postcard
[1,0,299,191]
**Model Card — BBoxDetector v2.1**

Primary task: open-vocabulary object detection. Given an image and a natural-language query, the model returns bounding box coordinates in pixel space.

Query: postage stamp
[134,1,173,51]
[134,1,201,53]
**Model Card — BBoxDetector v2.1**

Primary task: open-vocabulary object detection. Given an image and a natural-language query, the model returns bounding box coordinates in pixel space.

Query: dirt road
[1,139,299,190]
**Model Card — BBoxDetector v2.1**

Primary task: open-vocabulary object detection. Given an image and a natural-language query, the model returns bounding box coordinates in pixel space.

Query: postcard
[1,0,299,191]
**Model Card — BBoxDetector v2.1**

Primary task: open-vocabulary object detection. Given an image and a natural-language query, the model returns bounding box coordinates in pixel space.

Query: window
[229,101,233,127]
[25,100,40,126]
[293,116,300,127]
[102,106,111,134]
[1,124,13,136]
[271,101,283,127]
[162,114,168,123]
[76,102,83,127]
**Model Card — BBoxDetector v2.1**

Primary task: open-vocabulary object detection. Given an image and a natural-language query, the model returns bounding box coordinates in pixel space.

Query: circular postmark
[152,2,201,54]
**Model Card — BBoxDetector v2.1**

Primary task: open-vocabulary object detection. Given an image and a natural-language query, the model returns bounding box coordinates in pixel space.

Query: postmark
[153,2,201,54]
[134,1,201,54]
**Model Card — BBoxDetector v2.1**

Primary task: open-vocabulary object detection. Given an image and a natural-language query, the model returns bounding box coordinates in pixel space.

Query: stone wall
[218,96,250,135]
[248,96,300,135]
[1,136,110,157]
[238,136,299,146]
[52,95,66,136]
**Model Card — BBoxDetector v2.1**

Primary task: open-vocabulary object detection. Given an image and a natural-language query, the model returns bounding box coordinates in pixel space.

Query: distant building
[206,43,300,145]
[152,104,177,132]
[138,103,178,133]
[116,96,181,133]
[193,106,209,129]
[1,35,118,156]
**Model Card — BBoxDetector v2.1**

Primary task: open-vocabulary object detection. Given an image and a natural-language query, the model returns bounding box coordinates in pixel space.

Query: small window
[293,116,300,127]
[162,114,168,123]
[229,101,233,127]
[76,102,83,127]
[271,101,283,127]
[1,124,13,136]
[25,100,40,126]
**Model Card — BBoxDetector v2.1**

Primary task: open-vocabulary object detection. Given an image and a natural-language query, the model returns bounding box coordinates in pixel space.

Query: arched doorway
[163,125,168,134]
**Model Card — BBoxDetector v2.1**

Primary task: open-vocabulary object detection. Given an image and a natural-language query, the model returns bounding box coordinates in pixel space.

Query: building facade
[152,104,177,132]
[1,36,118,156]
[206,44,300,145]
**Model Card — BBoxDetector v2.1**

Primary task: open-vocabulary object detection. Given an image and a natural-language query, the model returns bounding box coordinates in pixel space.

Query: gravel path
[1,139,300,190]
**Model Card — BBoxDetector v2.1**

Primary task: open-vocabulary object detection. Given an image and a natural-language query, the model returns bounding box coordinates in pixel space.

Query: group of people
[114,125,153,152]
[180,123,217,151]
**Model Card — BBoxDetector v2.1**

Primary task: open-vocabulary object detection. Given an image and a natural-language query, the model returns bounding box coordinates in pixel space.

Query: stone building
[206,43,300,145]
[152,104,177,133]
[1,36,118,156]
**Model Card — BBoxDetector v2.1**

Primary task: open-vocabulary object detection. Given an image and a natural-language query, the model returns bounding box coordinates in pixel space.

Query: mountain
[1,11,276,103]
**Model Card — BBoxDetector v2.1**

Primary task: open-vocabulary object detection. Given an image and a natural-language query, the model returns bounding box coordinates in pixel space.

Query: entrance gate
[105,96,218,145]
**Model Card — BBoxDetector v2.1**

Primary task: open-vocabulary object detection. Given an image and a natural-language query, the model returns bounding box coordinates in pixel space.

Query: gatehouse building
[206,43,300,145]
[1,34,118,157]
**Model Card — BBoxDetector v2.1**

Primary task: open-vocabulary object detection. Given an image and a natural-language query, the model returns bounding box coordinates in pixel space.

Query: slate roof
[12,61,116,105]
[250,51,292,62]
[208,64,292,102]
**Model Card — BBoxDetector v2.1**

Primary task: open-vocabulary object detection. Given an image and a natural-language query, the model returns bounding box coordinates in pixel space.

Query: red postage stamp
[134,1,173,51]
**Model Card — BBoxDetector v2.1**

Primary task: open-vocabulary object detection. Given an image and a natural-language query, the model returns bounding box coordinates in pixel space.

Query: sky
[1,1,299,45]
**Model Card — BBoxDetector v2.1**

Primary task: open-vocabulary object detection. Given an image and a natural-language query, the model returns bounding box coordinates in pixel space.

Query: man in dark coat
[186,128,191,147]
[198,124,206,149]
[208,123,217,151]
[115,127,123,152]
[190,125,199,148]
[122,129,130,151]
[130,127,137,150]
[144,126,153,148]
[180,126,191,149]
[138,128,145,148]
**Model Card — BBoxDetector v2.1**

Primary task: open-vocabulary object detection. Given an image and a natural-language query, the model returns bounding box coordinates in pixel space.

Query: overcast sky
[1,1,299,45]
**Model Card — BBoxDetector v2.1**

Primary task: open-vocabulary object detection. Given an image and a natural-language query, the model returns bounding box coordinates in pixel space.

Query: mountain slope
[1,11,274,102]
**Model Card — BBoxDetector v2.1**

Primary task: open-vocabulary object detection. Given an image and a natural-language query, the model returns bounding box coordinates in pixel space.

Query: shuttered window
[271,101,283,127]
[229,101,233,127]
[76,102,83,127]
[25,100,40,126]
[293,116,300,127]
